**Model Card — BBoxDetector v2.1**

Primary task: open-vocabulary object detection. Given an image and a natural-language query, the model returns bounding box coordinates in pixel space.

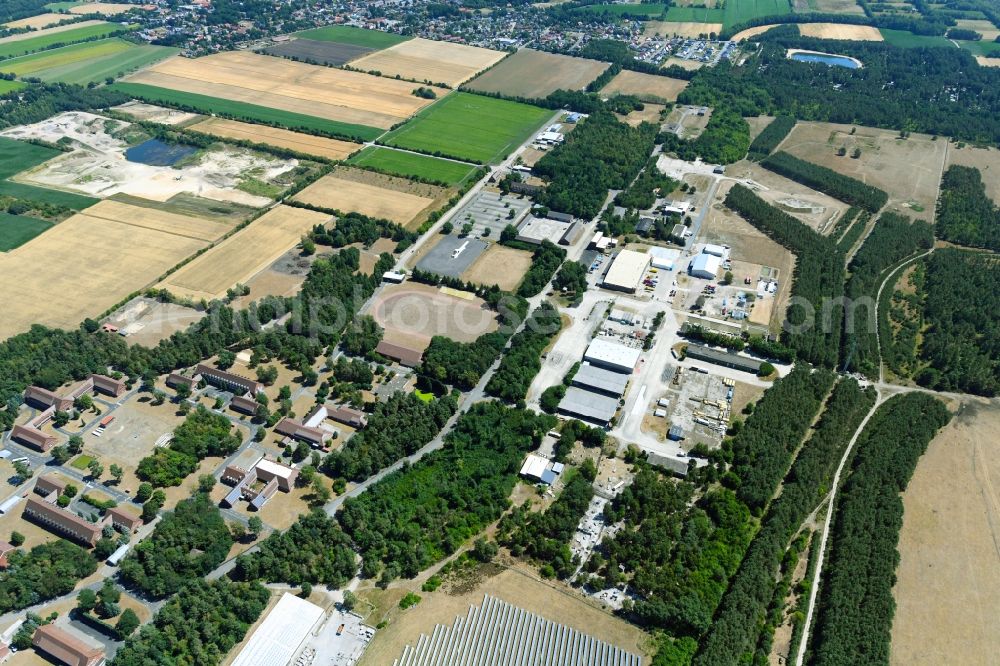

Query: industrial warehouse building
[601,249,651,293]
[516,216,583,246]
[584,338,641,374]
[689,253,721,280]
[231,593,326,666]
[557,387,620,426]
[685,344,763,374]
[393,595,642,666]
[571,364,629,398]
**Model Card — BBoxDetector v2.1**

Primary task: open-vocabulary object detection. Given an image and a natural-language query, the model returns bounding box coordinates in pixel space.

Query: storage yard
[464,49,610,98]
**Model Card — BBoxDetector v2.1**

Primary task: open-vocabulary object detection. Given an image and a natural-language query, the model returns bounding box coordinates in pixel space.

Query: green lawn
[414,389,434,403]
[381,92,552,164]
[958,39,1000,56]
[662,6,726,22]
[70,454,95,470]
[348,146,477,186]
[0,22,131,59]
[0,136,98,209]
[879,29,956,48]
[293,25,410,49]
[45,1,86,10]
[0,212,52,251]
[0,79,25,94]
[574,3,669,17]
[110,82,384,141]
[41,44,179,84]
[723,0,792,28]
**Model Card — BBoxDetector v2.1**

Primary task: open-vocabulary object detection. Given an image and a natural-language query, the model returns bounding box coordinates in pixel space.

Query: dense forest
[658,106,751,165]
[934,165,1000,250]
[810,393,950,666]
[321,391,457,481]
[485,302,562,402]
[420,330,510,390]
[136,406,242,487]
[534,110,657,219]
[761,152,888,212]
[119,494,234,598]
[0,85,131,129]
[724,185,845,367]
[747,115,795,161]
[841,213,933,377]
[110,580,269,666]
[695,379,876,665]
[615,157,679,211]
[0,540,97,614]
[337,402,555,583]
[0,0,51,23]
[515,240,566,298]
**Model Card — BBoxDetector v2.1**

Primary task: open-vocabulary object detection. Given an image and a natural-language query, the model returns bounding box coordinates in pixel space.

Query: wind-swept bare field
[350,37,506,87]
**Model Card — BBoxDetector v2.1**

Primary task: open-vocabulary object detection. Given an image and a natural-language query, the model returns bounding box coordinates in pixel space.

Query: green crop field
[574,3,668,17]
[110,82,384,141]
[0,22,131,59]
[381,92,552,164]
[662,6,726,22]
[723,0,792,28]
[40,44,179,84]
[0,212,52,251]
[294,25,410,49]
[349,147,478,186]
[0,79,25,94]
[879,29,956,48]
[0,137,99,209]
[0,38,133,77]
[959,40,1000,56]
[45,1,85,10]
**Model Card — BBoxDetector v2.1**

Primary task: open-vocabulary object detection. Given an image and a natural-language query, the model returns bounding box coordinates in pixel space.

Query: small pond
[788,50,861,69]
[125,138,199,166]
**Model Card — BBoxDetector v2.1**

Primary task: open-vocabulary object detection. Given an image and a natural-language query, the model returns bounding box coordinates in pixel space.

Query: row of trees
[659,107,752,165]
[0,540,97,614]
[694,379,876,665]
[724,185,845,367]
[680,324,796,363]
[306,210,417,253]
[747,115,795,161]
[135,406,241,487]
[515,240,566,298]
[810,393,950,666]
[761,152,888,212]
[485,302,562,403]
[934,165,1000,250]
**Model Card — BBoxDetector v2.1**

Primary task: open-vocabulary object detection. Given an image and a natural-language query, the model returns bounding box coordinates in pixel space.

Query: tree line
[748,115,795,161]
[514,240,566,298]
[934,164,1000,250]
[136,406,241,487]
[659,107,751,165]
[485,302,562,403]
[761,152,888,213]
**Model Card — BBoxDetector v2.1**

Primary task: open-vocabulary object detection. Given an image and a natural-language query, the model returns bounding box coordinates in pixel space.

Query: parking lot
[449,190,532,239]
[415,235,488,278]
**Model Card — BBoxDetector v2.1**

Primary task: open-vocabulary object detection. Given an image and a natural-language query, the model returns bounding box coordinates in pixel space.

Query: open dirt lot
[460,244,533,290]
[107,296,206,346]
[643,21,723,38]
[349,37,506,87]
[156,204,330,302]
[464,49,609,98]
[369,281,499,351]
[618,102,667,127]
[2,111,295,207]
[358,564,650,665]
[125,51,434,129]
[188,117,360,160]
[0,199,226,338]
[293,167,447,228]
[3,13,67,29]
[891,399,1000,666]
[601,69,688,103]
[112,100,200,125]
[946,145,1000,202]
[798,23,883,40]
[779,121,948,223]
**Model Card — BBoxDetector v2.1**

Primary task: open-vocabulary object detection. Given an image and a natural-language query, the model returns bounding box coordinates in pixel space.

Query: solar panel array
[392,595,642,666]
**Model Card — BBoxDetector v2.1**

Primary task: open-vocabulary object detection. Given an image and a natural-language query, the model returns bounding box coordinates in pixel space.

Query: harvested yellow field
[977,56,1000,68]
[126,51,433,128]
[188,117,360,160]
[156,205,329,302]
[350,37,506,87]
[2,13,67,30]
[955,18,1000,42]
[601,69,688,103]
[798,23,883,41]
[0,200,225,339]
[294,173,436,226]
[643,21,722,39]
[0,19,104,45]
[731,24,781,41]
[69,2,151,15]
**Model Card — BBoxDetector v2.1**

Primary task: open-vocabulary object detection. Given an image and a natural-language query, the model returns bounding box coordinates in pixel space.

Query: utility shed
[571,364,629,398]
[584,338,641,374]
[685,344,763,374]
[557,387,619,426]
[602,249,650,293]
[231,593,325,666]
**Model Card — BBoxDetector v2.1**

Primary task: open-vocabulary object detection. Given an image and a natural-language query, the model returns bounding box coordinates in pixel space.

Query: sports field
[0,212,51,252]
[155,204,329,302]
[188,118,360,160]
[464,49,610,99]
[122,51,432,131]
[294,172,437,225]
[0,21,129,59]
[294,25,411,49]
[0,200,226,338]
[600,70,688,103]
[350,38,506,87]
[0,136,98,209]
[0,39,176,83]
[381,92,552,164]
[348,147,477,186]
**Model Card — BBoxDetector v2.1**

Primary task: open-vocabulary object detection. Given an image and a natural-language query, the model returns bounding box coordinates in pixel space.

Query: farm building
[571,364,629,398]
[689,253,721,280]
[602,249,651,293]
[392,595,641,666]
[584,338,641,374]
[685,344,762,374]
[32,624,104,666]
[558,387,620,426]
[231,593,326,666]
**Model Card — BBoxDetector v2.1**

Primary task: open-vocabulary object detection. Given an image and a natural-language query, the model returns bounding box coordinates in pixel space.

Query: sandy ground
[349,37,506,88]
[358,565,651,665]
[294,174,435,226]
[464,49,609,98]
[3,111,294,206]
[778,121,948,224]
[460,244,533,290]
[157,205,330,302]
[0,199,227,339]
[126,51,434,129]
[946,145,1000,202]
[369,281,499,351]
[891,399,1000,666]
[731,25,781,41]
[643,21,723,39]
[107,298,207,347]
[601,69,688,103]
[112,100,201,125]
[2,13,67,30]
[618,103,667,128]
[746,115,776,142]
[0,19,105,45]
[798,24,884,40]
[188,117,360,160]
[70,2,152,15]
